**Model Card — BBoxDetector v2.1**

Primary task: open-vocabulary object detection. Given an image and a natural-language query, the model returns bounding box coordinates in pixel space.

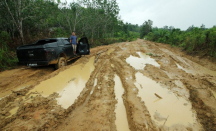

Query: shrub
[0,31,18,71]
[145,26,216,57]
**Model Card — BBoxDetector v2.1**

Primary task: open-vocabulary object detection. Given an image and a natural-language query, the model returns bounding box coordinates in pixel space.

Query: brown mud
[1,39,216,131]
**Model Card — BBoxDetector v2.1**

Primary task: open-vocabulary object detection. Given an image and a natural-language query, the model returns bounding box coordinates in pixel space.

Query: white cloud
[63,0,216,30]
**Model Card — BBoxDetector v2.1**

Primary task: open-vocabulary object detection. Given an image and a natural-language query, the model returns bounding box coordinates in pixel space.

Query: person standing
[70,31,78,55]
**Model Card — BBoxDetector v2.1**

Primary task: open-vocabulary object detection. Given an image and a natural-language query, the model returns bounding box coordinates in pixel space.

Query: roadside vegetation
[2,0,215,71]
[0,31,18,71]
[0,0,140,71]
[140,20,216,57]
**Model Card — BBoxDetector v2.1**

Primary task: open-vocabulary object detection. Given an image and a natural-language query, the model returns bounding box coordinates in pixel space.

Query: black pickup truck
[17,37,90,69]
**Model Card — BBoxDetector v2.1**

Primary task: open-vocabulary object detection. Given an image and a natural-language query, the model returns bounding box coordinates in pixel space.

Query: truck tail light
[45,49,54,59]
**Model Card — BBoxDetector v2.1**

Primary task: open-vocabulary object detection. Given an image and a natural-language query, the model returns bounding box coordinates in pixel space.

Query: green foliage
[90,31,139,48]
[52,28,68,38]
[128,31,140,41]
[0,31,18,71]
[0,0,140,46]
[0,0,141,71]
[145,25,216,57]
[146,53,153,56]
[0,31,11,48]
[140,20,153,38]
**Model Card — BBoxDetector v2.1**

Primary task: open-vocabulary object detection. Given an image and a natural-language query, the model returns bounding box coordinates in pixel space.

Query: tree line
[140,20,216,57]
[0,0,141,45]
[0,0,140,71]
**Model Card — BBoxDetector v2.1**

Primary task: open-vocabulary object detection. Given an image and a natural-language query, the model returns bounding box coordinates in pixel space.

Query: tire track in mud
[0,56,95,130]
[52,55,117,130]
[145,41,216,130]
[114,74,130,131]
[111,54,158,130]
[182,80,216,131]
[0,69,51,98]
[115,41,204,130]
[1,39,216,131]
[112,42,200,130]
[52,44,151,131]
[0,85,35,129]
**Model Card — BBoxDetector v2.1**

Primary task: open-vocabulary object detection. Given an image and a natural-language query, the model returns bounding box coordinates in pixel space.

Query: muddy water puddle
[175,55,216,76]
[175,60,216,77]
[107,48,115,55]
[126,52,160,70]
[176,63,190,73]
[6,107,19,118]
[175,62,196,75]
[173,80,190,99]
[134,72,201,128]
[28,56,95,109]
[90,78,97,95]
[114,75,130,131]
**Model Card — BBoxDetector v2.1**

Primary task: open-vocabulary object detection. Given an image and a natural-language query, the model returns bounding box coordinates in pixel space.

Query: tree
[140,19,153,38]
[186,25,195,32]
[3,0,48,44]
[200,24,205,30]
[0,0,131,47]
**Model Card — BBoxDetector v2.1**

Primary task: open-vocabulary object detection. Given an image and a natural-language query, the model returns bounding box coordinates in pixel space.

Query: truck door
[77,37,90,55]
[61,39,74,58]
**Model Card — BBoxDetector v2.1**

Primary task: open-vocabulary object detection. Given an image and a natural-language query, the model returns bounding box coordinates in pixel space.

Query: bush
[145,26,216,57]
[52,28,68,38]
[90,31,140,48]
[0,31,18,71]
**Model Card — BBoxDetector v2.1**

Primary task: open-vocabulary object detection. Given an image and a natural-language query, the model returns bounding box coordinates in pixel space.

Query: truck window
[57,39,64,46]
[62,39,70,45]
[36,39,57,45]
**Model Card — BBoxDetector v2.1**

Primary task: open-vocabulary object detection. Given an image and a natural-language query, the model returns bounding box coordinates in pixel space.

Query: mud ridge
[1,39,216,130]
[111,56,158,131]
[183,81,216,130]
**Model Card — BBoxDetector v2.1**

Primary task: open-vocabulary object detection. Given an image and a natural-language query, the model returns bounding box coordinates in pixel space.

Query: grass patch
[146,53,153,56]
[146,53,160,57]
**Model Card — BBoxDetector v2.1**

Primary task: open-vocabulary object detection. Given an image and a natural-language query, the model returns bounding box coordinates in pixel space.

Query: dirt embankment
[0,39,216,131]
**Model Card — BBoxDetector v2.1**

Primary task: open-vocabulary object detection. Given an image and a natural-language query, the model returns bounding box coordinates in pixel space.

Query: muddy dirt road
[1,39,216,131]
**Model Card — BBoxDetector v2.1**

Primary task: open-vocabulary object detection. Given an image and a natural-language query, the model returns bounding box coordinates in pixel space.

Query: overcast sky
[63,0,216,30]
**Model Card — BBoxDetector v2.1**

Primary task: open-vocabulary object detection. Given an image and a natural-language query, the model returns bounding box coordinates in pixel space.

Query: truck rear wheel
[55,57,67,69]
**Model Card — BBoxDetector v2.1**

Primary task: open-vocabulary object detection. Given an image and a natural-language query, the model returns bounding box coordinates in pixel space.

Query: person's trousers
[72,44,77,52]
